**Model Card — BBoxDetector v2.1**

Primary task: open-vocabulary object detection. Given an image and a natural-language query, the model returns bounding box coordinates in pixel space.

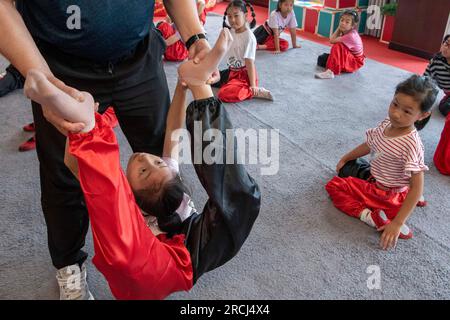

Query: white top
[366,118,428,189]
[267,10,298,33]
[224,27,257,68]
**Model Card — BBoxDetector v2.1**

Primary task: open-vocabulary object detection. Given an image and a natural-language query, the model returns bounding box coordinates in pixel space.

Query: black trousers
[211,69,230,89]
[253,24,270,45]
[182,97,261,283]
[439,95,450,117]
[0,64,24,97]
[32,28,170,269]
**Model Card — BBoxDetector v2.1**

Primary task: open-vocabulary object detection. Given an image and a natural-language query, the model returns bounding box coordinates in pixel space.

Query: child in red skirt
[326,75,438,250]
[434,113,450,175]
[212,0,273,102]
[156,19,189,62]
[316,10,365,79]
[253,0,301,54]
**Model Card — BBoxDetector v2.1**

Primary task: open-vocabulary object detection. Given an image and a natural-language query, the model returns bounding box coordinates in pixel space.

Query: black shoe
[0,65,25,97]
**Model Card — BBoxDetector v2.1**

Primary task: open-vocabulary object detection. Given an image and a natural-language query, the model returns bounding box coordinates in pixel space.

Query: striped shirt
[366,118,428,189]
[424,53,450,93]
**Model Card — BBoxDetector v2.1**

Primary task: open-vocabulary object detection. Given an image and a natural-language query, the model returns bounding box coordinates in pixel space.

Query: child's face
[388,93,430,129]
[126,153,175,194]
[279,0,294,16]
[227,6,246,31]
[339,15,355,33]
[440,38,450,59]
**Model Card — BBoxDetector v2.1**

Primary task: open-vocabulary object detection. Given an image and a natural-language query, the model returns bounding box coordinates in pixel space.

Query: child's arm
[64,139,79,180]
[336,142,370,173]
[378,171,424,250]
[271,27,281,53]
[330,28,343,44]
[290,28,300,48]
[245,58,257,93]
[163,81,188,159]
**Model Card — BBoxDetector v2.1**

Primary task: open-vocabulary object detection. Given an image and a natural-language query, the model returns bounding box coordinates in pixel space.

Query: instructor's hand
[188,38,220,84]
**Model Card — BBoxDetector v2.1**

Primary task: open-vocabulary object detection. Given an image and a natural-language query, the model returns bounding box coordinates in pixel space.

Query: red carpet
[210,1,429,74]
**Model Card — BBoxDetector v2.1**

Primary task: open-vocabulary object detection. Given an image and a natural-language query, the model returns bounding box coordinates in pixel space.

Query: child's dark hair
[395,75,438,130]
[443,34,450,43]
[341,9,360,25]
[133,174,191,236]
[223,0,256,29]
[276,0,294,12]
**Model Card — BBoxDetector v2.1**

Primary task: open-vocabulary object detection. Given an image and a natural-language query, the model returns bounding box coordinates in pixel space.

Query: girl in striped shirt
[424,35,450,116]
[326,75,438,250]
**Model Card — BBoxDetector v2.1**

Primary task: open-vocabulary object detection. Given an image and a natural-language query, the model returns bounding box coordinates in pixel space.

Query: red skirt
[218,67,258,103]
[156,21,188,62]
[261,35,289,52]
[326,42,365,75]
[325,176,408,220]
[434,113,450,175]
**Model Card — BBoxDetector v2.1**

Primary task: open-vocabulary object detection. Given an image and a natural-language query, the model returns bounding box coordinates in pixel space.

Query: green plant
[381,3,398,16]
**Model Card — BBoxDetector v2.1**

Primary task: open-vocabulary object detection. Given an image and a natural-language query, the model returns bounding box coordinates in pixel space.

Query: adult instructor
[0,0,214,300]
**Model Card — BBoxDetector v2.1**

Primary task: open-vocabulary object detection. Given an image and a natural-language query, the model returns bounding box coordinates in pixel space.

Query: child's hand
[293,43,301,49]
[378,221,402,250]
[250,86,258,96]
[336,158,348,173]
[272,50,281,55]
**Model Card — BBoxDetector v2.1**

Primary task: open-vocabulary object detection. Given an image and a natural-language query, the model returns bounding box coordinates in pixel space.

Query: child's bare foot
[24,69,95,132]
[178,28,233,86]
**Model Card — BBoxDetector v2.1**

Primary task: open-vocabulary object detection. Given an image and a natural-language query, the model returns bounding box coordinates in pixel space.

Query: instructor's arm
[0,0,50,77]
[0,0,85,133]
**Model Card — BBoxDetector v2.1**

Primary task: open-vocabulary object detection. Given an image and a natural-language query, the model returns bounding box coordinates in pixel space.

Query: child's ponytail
[245,1,257,29]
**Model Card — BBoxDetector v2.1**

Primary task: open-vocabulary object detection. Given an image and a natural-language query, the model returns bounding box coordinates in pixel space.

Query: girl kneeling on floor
[212,0,273,102]
[316,10,365,79]
[326,75,438,250]
[253,0,301,54]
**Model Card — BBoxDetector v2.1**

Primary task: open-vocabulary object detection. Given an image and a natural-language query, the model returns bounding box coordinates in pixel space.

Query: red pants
[218,68,258,103]
[69,114,193,300]
[434,113,450,175]
[325,176,408,220]
[156,22,188,62]
[261,35,289,52]
[326,42,365,75]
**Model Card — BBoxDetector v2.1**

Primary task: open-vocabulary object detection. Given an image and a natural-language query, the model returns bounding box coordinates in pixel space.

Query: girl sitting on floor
[212,0,273,102]
[316,10,365,80]
[325,75,438,250]
[253,0,301,54]
[424,34,450,117]
[23,28,261,300]
[156,18,189,62]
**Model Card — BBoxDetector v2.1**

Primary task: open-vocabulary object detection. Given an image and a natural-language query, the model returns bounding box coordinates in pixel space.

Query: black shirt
[18,0,154,62]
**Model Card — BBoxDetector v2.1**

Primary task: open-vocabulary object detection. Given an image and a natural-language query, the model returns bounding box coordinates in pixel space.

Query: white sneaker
[315,69,335,79]
[56,263,94,300]
[254,87,274,101]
